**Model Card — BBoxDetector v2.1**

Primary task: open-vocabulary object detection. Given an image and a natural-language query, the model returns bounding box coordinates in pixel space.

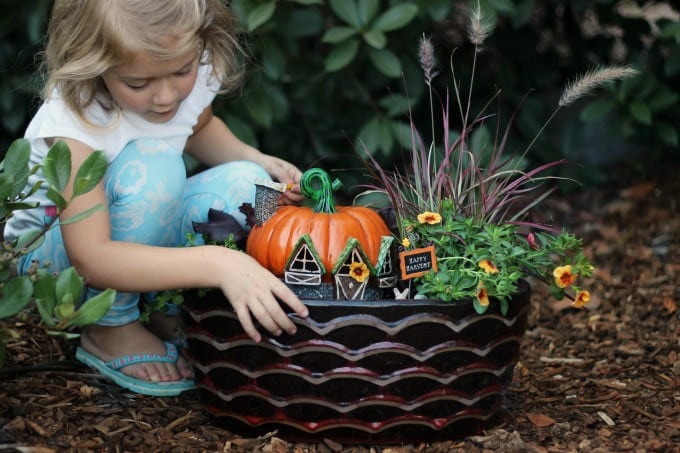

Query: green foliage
[220,0,679,190]
[1,1,678,188]
[402,203,593,313]
[0,0,50,152]
[0,138,115,366]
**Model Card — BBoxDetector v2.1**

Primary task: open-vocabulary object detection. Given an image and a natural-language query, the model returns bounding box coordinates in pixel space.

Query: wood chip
[539,357,585,364]
[597,411,616,426]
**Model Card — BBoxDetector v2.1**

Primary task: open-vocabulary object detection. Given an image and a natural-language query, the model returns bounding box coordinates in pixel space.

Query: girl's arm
[58,138,307,341]
[185,106,304,204]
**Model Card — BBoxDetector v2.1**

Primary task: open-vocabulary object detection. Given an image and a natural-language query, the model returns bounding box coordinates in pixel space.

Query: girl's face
[101,48,199,123]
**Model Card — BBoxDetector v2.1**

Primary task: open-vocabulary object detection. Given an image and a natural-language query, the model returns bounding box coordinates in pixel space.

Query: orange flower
[417,211,442,225]
[553,265,577,288]
[478,259,499,274]
[572,290,590,308]
[349,262,370,283]
[476,282,490,307]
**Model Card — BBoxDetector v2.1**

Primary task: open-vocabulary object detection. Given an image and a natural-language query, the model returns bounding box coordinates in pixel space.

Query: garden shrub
[1,1,678,191]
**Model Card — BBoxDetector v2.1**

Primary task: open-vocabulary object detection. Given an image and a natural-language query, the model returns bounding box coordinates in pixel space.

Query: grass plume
[559,65,640,107]
[467,1,491,47]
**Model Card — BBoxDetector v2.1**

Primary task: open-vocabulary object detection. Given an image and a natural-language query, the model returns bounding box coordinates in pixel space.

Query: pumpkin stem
[300,168,342,214]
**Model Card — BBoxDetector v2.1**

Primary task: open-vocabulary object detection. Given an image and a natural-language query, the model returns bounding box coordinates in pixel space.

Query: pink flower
[45,206,58,218]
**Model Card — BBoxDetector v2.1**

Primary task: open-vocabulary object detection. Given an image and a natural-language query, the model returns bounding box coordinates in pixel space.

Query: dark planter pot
[180,280,530,444]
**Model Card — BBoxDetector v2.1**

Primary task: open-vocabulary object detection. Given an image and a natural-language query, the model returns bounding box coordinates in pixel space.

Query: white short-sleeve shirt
[3,62,220,243]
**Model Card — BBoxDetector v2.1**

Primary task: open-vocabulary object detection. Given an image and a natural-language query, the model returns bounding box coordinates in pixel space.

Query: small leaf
[58,204,104,225]
[15,229,45,253]
[43,140,72,192]
[362,29,386,49]
[261,43,286,79]
[656,122,678,147]
[527,413,556,427]
[647,88,678,112]
[280,8,323,37]
[34,270,57,326]
[379,94,411,117]
[55,267,84,308]
[472,297,489,314]
[487,0,515,14]
[324,39,359,72]
[54,303,76,320]
[63,289,115,328]
[391,120,415,148]
[353,190,392,209]
[222,113,258,147]
[46,186,68,210]
[72,151,107,197]
[0,174,13,201]
[243,88,274,128]
[628,101,652,125]
[246,1,276,32]
[358,115,394,156]
[579,99,615,122]
[357,0,380,26]
[322,26,358,44]
[511,0,535,27]
[372,4,419,32]
[329,0,361,28]
[368,48,402,78]
[0,276,33,318]
[1,139,30,179]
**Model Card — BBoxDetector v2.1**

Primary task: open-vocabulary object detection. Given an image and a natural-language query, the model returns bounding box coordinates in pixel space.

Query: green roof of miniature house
[331,237,377,275]
[376,235,396,273]
[283,233,395,277]
[284,234,327,275]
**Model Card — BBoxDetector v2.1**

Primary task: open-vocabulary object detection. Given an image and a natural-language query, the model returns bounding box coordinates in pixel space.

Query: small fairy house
[246,169,397,300]
[284,234,326,286]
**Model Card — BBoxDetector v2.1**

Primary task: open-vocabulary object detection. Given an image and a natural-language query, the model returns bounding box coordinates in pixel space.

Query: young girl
[3,0,309,396]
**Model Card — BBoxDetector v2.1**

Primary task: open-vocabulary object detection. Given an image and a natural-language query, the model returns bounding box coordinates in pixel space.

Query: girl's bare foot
[80,322,194,382]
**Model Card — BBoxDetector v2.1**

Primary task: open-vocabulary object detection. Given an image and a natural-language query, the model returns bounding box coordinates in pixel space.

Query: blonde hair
[42,0,247,122]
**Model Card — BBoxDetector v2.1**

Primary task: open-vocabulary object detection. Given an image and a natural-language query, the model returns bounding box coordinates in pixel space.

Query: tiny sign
[399,245,437,280]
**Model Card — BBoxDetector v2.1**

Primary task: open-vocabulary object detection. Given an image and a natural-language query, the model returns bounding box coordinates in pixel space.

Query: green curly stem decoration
[300,168,343,214]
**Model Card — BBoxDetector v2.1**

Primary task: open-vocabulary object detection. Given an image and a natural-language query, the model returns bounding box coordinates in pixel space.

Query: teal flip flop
[75,341,195,397]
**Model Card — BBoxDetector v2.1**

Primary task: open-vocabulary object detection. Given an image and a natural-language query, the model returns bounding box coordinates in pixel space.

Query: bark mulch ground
[1,162,678,453]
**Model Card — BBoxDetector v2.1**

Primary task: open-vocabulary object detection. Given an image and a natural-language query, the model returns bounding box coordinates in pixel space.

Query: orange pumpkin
[246,169,391,282]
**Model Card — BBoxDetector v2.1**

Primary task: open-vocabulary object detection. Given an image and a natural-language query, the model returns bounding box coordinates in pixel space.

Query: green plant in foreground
[0,138,115,365]
[359,4,638,314]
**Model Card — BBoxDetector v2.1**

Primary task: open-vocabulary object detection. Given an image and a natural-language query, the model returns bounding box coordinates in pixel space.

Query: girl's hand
[219,251,308,342]
[259,155,305,205]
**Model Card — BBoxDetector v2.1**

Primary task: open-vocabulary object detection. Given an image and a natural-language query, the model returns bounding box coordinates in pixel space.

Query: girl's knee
[178,161,270,241]
[195,160,269,185]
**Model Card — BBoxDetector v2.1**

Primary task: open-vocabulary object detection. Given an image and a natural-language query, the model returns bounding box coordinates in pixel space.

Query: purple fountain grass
[355,2,637,310]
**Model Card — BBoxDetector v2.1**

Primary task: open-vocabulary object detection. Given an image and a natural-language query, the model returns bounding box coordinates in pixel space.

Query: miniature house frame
[283,234,396,300]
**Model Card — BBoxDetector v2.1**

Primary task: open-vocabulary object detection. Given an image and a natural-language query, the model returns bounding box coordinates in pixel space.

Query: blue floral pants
[19,139,269,325]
